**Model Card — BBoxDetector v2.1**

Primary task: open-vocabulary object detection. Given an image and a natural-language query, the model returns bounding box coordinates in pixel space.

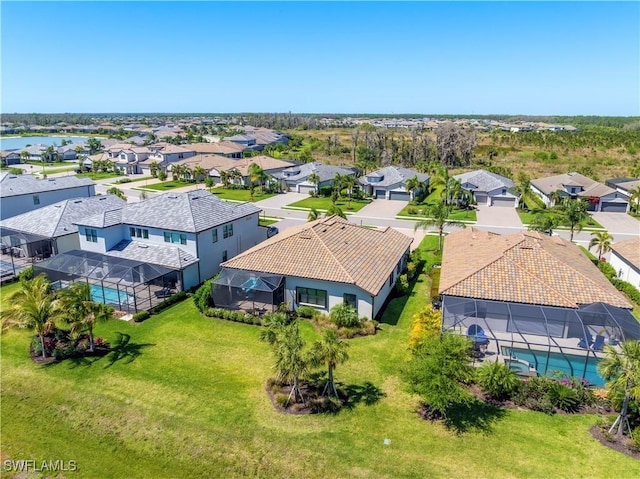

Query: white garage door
[491,197,516,207]
[474,194,487,205]
[298,185,316,194]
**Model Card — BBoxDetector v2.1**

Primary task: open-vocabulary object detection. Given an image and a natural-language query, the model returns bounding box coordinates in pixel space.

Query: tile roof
[175,154,296,176]
[454,169,514,192]
[531,172,616,198]
[0,195,125,238]
[359,166,429,187]
[221,216,412,295]
[0,173,95,198]
[105,240,198,270]
[617,179,640,192]
[611,238,640,270]
[188,141,245,155]
[78,189,260,233]
[276,162,357,183]
[439,228,631,309]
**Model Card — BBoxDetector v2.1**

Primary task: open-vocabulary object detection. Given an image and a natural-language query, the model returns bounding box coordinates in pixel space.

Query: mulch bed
[30,344,111,365]
[590,425,640,460]
[265,380,346,415]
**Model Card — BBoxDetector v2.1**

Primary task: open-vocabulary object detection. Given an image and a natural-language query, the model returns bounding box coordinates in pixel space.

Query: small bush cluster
[132,311,150,323]
[330,304,362,328]
[296,305,318,319]
[475,362,521,401]
[512,374,596,414]
[31,330,108,360]
[407,206,418,215]
[192,279,213,313]
[395,274,410,295]
[115,178,132,184]
[611,278,640,305]
[204,307,262,325]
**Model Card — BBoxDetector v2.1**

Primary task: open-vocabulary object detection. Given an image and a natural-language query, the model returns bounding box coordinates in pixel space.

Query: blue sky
[1,1,638,115]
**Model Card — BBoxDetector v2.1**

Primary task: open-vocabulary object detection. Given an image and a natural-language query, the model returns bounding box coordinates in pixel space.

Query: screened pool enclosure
[33,250,180,313]
[442,296,640,386]
[0,227,55,281]
[212,269,285,314]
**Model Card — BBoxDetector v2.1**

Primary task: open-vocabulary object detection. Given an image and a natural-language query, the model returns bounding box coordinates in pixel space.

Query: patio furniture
[592,335,605,351]
[154,287,173,299]
[578,334,593,349]
[466,324,489,350]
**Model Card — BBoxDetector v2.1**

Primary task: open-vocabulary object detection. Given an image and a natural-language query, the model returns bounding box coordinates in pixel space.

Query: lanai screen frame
[441,295,640,385]
[33,249,180,313]
[212,268,285,314]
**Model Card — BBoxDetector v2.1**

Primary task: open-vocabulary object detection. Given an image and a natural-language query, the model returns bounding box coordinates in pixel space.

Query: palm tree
[20,150,30,164]
[342,175,356,208]
[57,282,114,352]
[248,163,267,201]
[561,198,589,242]
[229,169,243,186]
[414,200,466,250]
[598,340,640,438]
[149,161,160,178]
[308,172,321,197]
[588,231,614,261]
[333,173,345,198]
[220,170,230,187]
[528,212,559,236]
[325,204,346,219]
[516,172,532,209]
[628,185,640,215]
[192,165,206,183]
[405,175,421,201]
[549,189,564,207]
[1,275,62,359]
[309,329,349,398]
[308,207,320,222]
[106,187,127,202]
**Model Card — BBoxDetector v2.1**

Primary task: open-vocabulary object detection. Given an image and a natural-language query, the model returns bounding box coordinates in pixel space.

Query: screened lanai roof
[214,268,284,292]
[0,226,49,245]
[33,249,175,286]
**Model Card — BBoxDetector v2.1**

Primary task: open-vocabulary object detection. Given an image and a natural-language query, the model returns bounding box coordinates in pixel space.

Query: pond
[0,136,98,151]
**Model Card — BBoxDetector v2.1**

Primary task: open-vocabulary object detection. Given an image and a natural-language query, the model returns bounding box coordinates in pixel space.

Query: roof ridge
[310,220,356,284]
[51,199,71,236]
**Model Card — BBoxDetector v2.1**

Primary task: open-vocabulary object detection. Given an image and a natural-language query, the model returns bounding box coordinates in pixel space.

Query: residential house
[70,190,262,290]
[438,228,639,383]
[454,169,518,207]
[0,151,21,166]
[531,172,629,212]
[0,195,125,278]
[606,177,640,205]
[274,162,357,194]
[0,173,96,220]
[217,216,412,319]
[189,141,245,159]
[359,166,429,200]
[609,238,640,288]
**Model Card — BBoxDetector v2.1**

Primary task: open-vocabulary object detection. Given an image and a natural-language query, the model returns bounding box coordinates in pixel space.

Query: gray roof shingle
[0,195,125,238]
[359,166,429,187]
[0,173,95,198]
[105,240,198,270]
[454,169,514,192]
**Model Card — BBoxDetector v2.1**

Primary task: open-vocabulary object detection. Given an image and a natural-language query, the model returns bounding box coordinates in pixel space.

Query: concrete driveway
[591,212,640,236]
[475,205,524,232]
[351,199,408,220]
[254,192,308,209]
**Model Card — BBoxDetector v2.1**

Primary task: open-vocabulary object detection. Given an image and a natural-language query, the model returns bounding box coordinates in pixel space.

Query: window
[396,262,401,275]
[165,231,187,244]
[344,293,357,312]
[180,234,187,245]
[389,272,394,287]
[85,228,98,243]
[131,227,148,239]
[223,224,233,238]
[33,195,40,205]
[297,287,327,308]
[222,250,228,262]
[164,232,171,243]
[212,228,218,243]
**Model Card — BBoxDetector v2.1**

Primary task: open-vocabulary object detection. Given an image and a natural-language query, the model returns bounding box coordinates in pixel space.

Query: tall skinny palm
[598,340,640,438]
[1,275,61,358]
[308,207,320,222]
[308,172,321,197]
[248,163,266,201]
[414,200,466,250]
[588,231,614,261]
[405,175,421,201]
[561,198,589,242]
[309,329,349,398]
[628,186,640,215]
[342,175,356,208]
[57,282,114,352]
[326,204,346,219]
[516,172,532,209]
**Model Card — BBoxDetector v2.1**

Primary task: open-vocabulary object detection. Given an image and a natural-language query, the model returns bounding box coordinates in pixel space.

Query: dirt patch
[590,425,640,460]
[265,379,346,415]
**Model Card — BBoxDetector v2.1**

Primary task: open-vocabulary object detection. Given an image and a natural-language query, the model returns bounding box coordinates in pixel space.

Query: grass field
[210,187,277,202]
[133,180,194,191]
[517,210,604,230]
[286,196,371,212]
[2,237,639,478]
[77,172,125,181]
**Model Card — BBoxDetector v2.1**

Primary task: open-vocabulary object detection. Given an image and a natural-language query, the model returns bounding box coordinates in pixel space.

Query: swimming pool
[504,347,604,387]
[90,284,133,307]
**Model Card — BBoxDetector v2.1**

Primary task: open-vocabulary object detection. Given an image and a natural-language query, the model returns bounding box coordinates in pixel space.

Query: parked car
[267,226,279,238]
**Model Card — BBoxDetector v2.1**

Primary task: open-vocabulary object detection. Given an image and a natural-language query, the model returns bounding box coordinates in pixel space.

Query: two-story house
[359,166,429,200]
[0,173,96,220]
[34,190,264,313]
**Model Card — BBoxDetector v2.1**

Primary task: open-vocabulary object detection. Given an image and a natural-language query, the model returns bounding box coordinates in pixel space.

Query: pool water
[90,284,132,307]
[504,347,604,387]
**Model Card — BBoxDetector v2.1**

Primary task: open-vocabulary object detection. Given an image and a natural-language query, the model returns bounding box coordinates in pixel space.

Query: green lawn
[211,187,277,202]
[137,180,197,191]
[2,238,638,478]
[77,172,125,181]
[286,196,371,213]
[517,210,604,229]
[114,176,154,184]
[259,218,279,227]
[40,166,78,175]
[398,204,477,222]
[0,281,21,312]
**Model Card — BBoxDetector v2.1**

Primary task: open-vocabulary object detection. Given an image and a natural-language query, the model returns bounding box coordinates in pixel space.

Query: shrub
[18,266,34,282]
[132,311,150,323]
[150,291,187,314]
[407,206,418,215]
[31,336,43,355]
[408,306,442,349]
[318,186,333,197]
[115,178,132,184]
[629,428,640,452]
[8,167,23,175]
[297,305,318,319]
[406,261,417,280]
[193,279,213,313]
[275,394,289,407]
[523,396,555,415]
[330,304,361,328]
[395,274,410,295]
[476,362,521,401]
[598,261,617,280]
[547,383,580,412]
[611,278,640,304]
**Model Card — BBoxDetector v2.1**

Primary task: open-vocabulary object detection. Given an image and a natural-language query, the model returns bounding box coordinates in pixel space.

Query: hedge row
[133,291,188,322]
[204,307,262,326]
